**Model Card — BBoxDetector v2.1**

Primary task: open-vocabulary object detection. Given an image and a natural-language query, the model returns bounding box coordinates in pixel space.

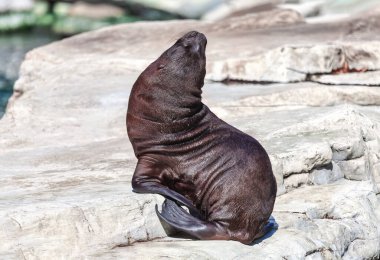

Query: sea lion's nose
[196,33,207,46]
[184,31,206,43]
[182,31,207,54]
[184,31,199,38]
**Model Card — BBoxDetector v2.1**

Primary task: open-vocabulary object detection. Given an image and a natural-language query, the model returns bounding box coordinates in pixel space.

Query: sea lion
[126,31,277,244]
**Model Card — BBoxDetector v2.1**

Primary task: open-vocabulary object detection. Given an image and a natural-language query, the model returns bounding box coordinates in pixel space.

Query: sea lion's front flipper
[156,199,228,241]
[132,159,201,218]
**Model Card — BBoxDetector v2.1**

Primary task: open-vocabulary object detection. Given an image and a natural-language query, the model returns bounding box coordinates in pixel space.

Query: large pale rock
[309,162,343,185]
[207,8,304,33]
[126,0,223,19]
[1,12,380,259]
[320,0,380,16]
[202,0,281,20]
[68,2,125,19]
[311,70,380,86]
[94,180,380,259]
[207,42,380,84]
[214,82,380,107]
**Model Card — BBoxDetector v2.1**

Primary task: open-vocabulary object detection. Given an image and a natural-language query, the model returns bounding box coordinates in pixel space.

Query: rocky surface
[68,2,125,19]
[208,42,380,84]
[1,9,380,259]
[203,0,380,24]
[202,0,280,20]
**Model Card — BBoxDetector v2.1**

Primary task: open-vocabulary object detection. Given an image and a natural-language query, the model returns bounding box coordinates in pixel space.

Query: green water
[0,76,12,117]
[0,29,59,118]
[0,1,185,118]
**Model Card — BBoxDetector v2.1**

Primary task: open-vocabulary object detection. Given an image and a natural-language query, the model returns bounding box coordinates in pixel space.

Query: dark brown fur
[126,31,277,244]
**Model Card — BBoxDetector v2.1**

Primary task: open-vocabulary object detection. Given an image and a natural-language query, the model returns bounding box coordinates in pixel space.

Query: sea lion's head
[145,31,207,92]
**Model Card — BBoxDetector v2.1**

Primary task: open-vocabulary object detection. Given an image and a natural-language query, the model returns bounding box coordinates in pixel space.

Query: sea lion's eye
[158,64,165,70]
[183,42,191,49]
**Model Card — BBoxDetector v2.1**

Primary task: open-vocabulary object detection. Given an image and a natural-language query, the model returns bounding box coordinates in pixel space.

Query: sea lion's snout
[181,31,207,55]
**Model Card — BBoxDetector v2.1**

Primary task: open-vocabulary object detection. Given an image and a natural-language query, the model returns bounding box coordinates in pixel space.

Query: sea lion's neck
[128,75,205,133]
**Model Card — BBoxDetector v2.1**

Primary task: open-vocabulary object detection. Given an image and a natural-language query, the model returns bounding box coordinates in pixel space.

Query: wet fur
[126,31,277,244]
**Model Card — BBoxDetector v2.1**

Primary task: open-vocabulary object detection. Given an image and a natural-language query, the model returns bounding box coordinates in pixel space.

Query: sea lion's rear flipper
[156,199,228,241]
[132,159,202,219]
[134,180,202,218]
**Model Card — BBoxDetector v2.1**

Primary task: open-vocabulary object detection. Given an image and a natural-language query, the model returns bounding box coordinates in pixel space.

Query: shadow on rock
[158,210,278,244]
[251,216,278,245]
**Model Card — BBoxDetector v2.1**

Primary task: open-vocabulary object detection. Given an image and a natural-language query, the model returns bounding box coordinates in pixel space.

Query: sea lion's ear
[158,64,165,70]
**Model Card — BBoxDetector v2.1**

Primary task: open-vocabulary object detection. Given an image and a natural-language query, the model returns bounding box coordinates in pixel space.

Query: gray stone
[94,181,380,259]
[320,0,380,16]
[306,13,350,24]
[202,0,281,21]
[311,70,380,86]
[207,42,380,84]
[217,82,380,107]
[338,157,370,181]
[284,173,309,192]
[208,8,304,33]
[309,162,343,185]
[128,0,223,19]
[1,13,380,259]
[279,1,324,17]
[68,2,125,19]
[331,138,365,161]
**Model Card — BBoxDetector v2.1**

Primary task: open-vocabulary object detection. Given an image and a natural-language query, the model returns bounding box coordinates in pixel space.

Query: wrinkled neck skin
[140,52,205,123]
[127,33,208,144]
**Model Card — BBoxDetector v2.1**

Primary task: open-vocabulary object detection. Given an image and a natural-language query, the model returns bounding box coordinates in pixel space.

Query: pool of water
[0,29,59,118]
[0,75,13,117]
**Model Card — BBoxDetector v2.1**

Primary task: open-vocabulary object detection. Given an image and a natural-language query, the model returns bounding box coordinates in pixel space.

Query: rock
[94,181,380,259]
[216,82,380,107]
[338,157,370,181]
[68,2,125,19]
[1,13,380,259]
[207,42,380,84]
[279,1,325,17]
[284,173,309,191]
[320,0,380,17]
[331,138,365,161]
[309,162,343,185]
[306,13,350,24]
[202,0,281,21]
[127,0,222,19]
[208,8,304,33]
[311,71,380,86]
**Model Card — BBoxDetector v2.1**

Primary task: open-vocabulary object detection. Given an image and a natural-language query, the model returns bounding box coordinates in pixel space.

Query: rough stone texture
[202,0,281,20]
[1,11,380,259]
[285,0,380,24]
[279,1,324,18]
[125,0,221,19]
[207,8,304,33]
[94,180,380,259]
[311,71,380,86]
[68,2,125,19]
[207,42,380,84]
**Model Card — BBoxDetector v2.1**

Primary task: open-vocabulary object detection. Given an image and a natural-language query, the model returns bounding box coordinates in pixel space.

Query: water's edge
[0,29,59,118]
[0,77,13,117]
